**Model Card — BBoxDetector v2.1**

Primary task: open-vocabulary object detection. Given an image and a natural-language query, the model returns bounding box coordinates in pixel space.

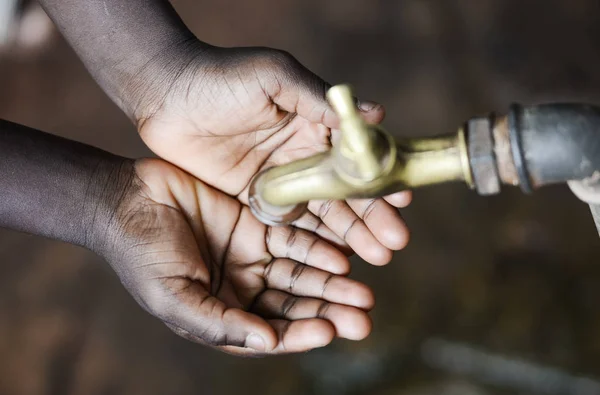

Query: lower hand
[97,158,376,355]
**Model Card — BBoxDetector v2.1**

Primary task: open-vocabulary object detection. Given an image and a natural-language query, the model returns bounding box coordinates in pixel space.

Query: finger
[384,191,413,208]
[263,258,374,310]
[308,199,392,266]
[167,320,333,356]
[347,198,410,251]
[267,54,338,128]
[266,51,384,130]
[159,278,277,352]
[253,290,372,340]
[266,225,350,275]
[268,319,335,353]
[291,210,352,254]
[219,319,335,356]
[165,322,210,345]
[357,100,386,124]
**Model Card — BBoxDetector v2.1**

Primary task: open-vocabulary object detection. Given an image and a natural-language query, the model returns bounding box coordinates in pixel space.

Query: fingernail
[245,333,266,351]
[357,100,379,112]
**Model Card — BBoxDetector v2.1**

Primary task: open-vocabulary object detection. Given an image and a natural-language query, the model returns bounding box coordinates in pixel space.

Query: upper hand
[133,44,411,265]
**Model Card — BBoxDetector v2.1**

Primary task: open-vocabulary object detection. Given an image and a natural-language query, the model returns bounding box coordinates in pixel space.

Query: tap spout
[248,126,472,225]
[247,83,474,226]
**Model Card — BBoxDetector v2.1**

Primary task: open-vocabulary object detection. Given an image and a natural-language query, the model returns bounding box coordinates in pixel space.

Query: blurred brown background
[1,1,600,394]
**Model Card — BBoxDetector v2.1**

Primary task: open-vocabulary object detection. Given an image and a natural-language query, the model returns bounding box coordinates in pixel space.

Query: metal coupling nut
[467,116,501,195]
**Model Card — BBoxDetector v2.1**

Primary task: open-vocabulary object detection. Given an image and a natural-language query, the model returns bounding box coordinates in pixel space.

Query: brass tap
[248,83,474,226]
[250,89,600,237]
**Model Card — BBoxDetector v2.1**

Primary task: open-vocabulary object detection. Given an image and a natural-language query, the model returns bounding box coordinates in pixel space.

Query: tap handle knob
[327,85,361,120]
[327,84,382,179]
[327,84,371,154]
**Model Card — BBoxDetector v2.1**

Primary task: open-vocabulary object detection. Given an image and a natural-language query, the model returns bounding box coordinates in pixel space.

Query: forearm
[38,0,204,119]
[0,119,132,249]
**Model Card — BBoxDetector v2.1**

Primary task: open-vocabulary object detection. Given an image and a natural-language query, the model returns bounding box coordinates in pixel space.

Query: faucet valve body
[249,84,600,232]
[248,84,471,225]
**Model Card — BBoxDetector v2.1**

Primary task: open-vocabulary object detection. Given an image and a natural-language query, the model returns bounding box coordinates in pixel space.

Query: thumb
[161,281,278,352]
[265,52,385,128]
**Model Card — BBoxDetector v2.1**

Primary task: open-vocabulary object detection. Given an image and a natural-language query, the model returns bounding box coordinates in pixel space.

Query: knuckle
[316,301,331,319]
[207,326,227,346]
[304,238,318,263]
[129,278,183,320]
[266,226,272,245]
[289,262,306,292]
[253,48,299,77]
[269,49,296,65]
[281,294,298,318]
[321,274,334,299]
[343,218,360,241]
[362,199,378,221]
[139,280,240,348]
[285,227,299,250]
[262,258,276,288]
[318,200,334,219]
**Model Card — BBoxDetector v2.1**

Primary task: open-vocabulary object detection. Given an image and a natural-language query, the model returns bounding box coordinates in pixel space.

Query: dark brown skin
[0,119,378,355]
[35,0,413,354]
[0,119,131,248]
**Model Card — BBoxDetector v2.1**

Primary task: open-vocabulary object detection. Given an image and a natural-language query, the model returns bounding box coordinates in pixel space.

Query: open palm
[105,158,376,355]
[136,46,411,266]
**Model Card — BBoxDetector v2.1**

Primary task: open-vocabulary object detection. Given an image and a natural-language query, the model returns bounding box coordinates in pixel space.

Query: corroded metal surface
[493,115,520,187]
[467,116,500,195]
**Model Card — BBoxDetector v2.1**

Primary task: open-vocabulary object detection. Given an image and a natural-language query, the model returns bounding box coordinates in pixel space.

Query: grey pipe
[509,103,600,192]
[466,103,600,236]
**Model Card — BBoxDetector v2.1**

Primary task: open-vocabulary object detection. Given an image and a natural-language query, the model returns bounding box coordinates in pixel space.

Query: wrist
[82,157,137,256]
[38,0,210,124]
[0,119,135,251]
[121,36,211,125]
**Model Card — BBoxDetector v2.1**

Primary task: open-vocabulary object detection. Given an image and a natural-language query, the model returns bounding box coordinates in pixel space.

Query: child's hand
[37,0,411,265]
[99,158,376,355]
[0,118,374,356]
[133,45,411,266]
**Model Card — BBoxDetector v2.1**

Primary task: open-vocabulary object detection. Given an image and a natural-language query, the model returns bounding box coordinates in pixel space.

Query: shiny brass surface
[326,85,384,180]
[248,84,473,225]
